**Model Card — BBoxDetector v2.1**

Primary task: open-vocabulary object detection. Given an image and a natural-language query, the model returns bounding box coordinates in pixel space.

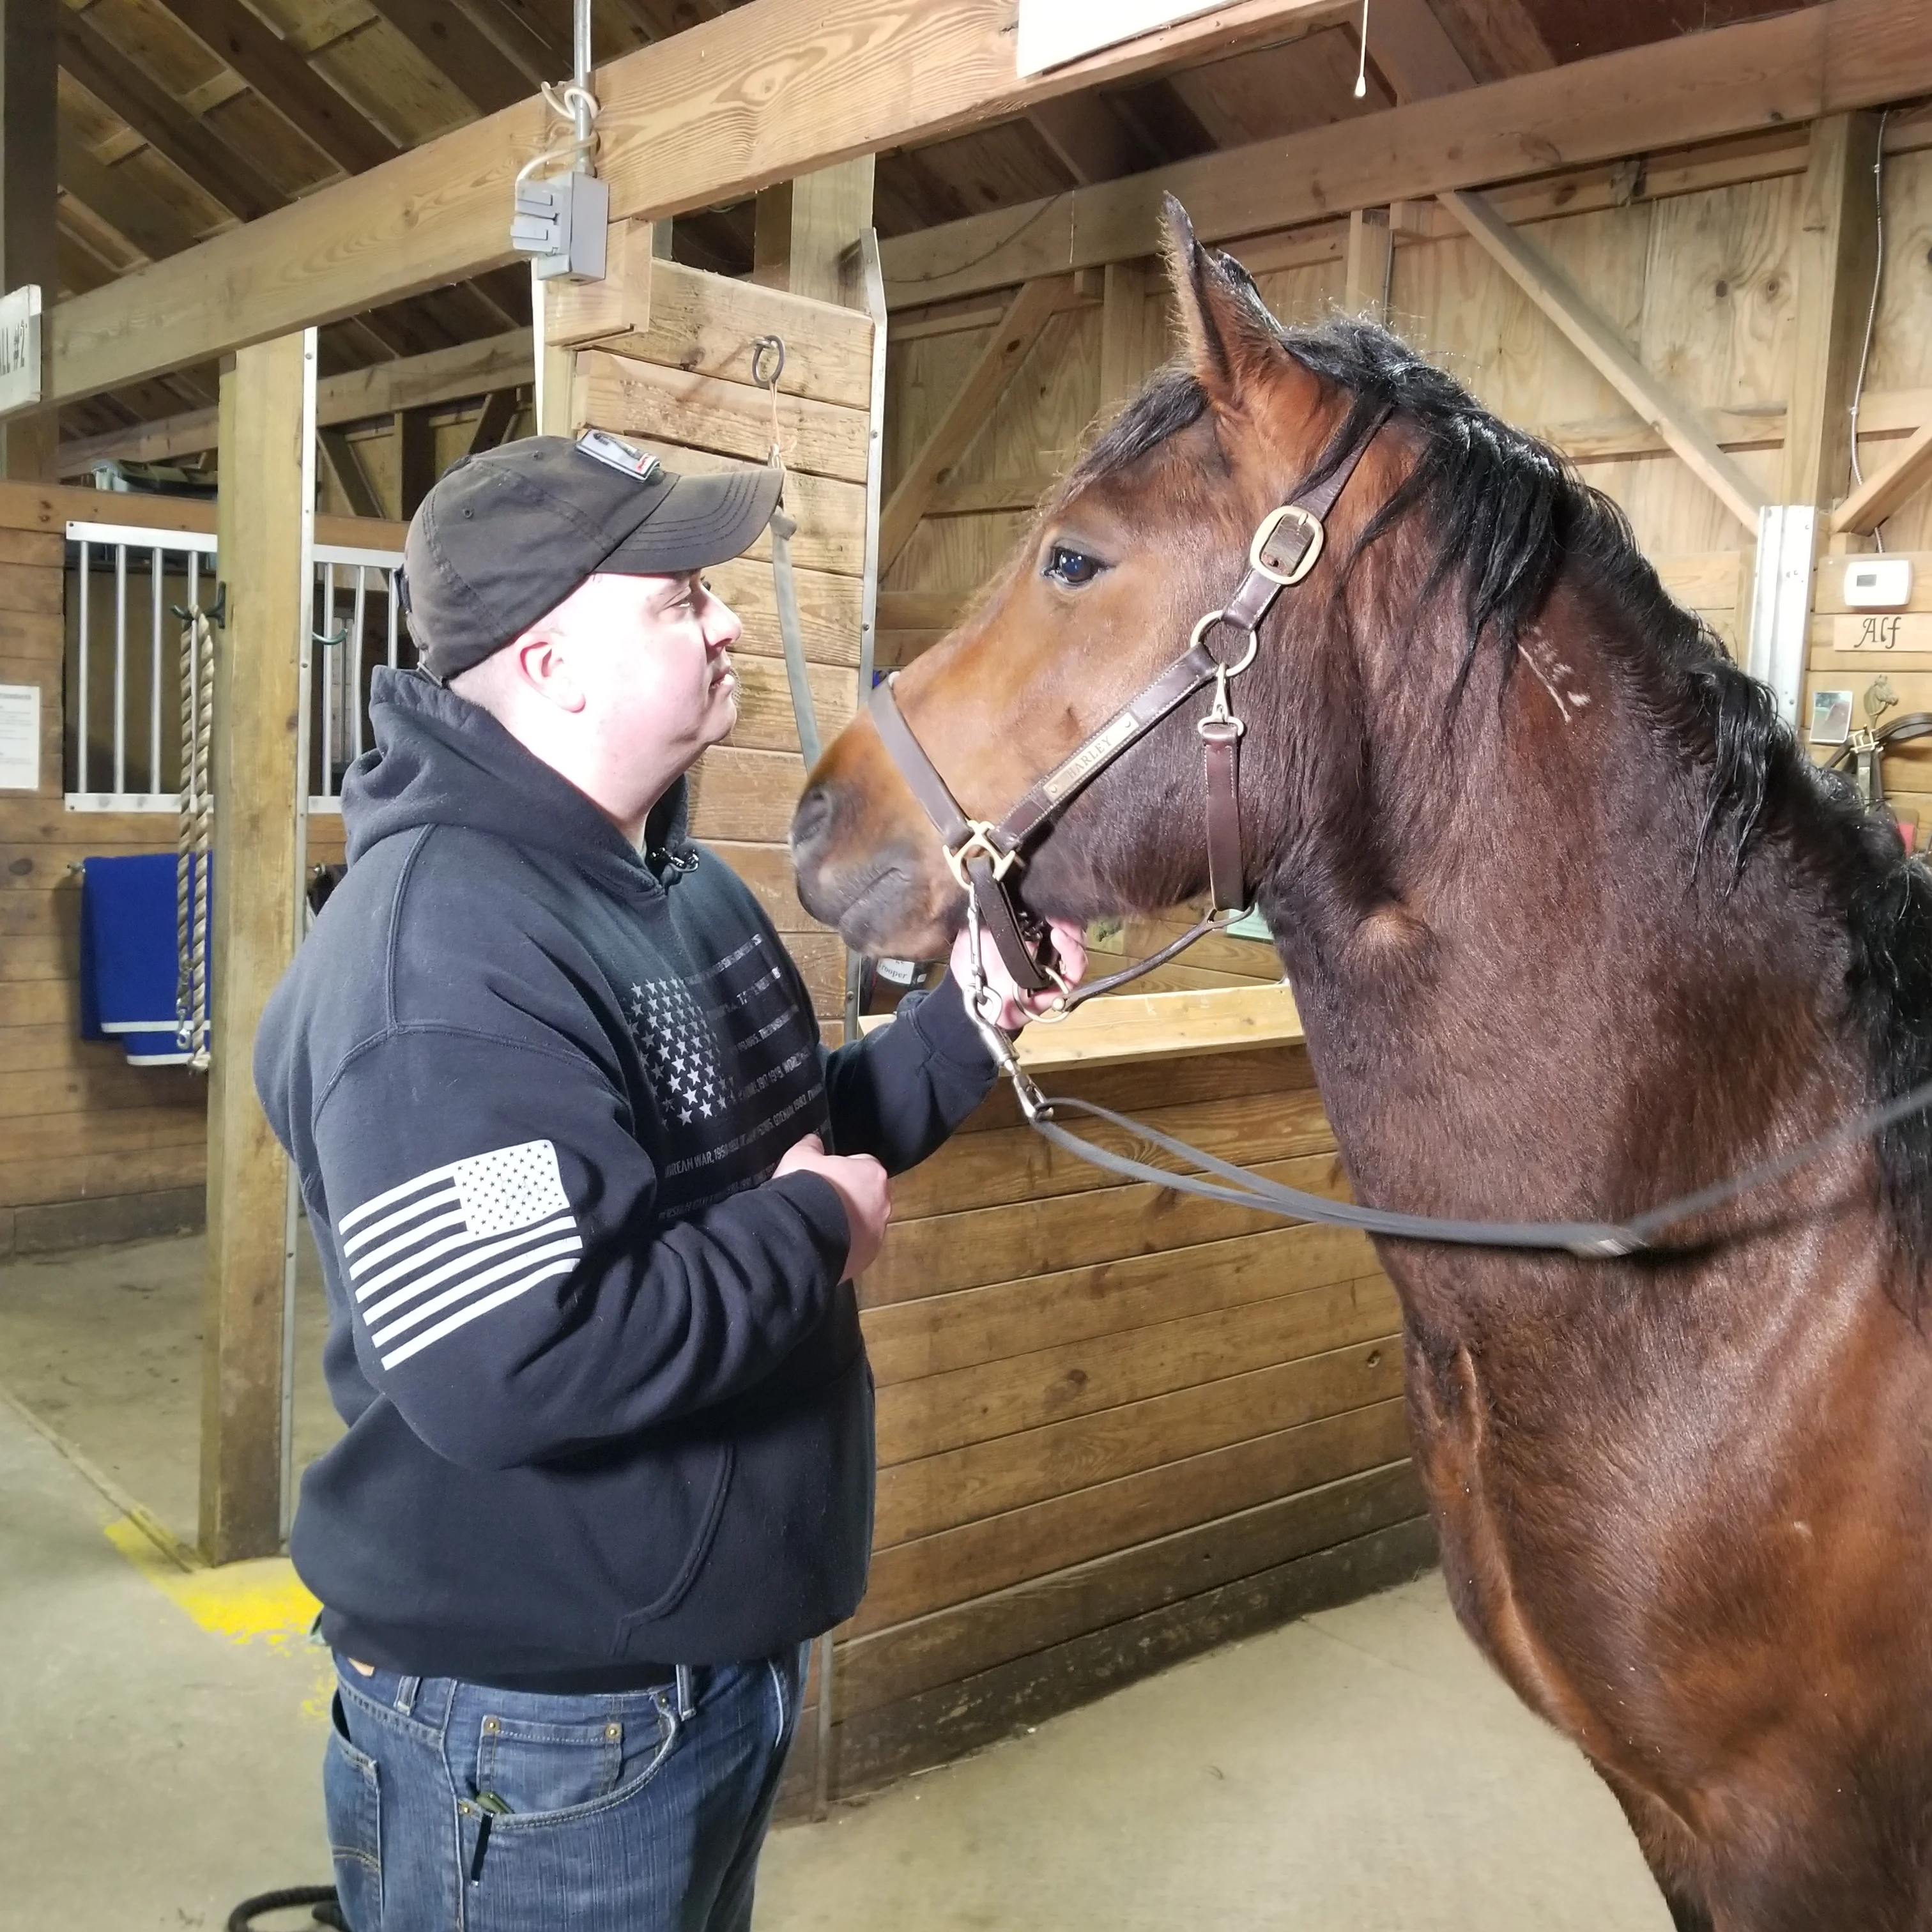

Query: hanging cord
[174,605,215,1073]
[1848,108,1890,551]
[752,334,822,767]
[1353,0,1369,97]
[516,79,601,187]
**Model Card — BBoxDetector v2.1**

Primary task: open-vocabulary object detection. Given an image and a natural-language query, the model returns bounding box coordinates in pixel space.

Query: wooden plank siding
[783,1034,1429,1807]
[565,261,872,1030]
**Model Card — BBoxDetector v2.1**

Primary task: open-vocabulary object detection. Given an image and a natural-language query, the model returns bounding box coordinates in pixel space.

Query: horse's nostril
[791,783,835,852]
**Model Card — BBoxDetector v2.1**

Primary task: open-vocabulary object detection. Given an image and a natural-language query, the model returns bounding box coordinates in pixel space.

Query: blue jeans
[325,1647,808,1932]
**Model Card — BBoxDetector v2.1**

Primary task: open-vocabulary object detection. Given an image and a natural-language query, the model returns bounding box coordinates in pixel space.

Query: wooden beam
[1027,93,1138,185]
[57,11,281,224]
[395,404,438,518]
[3,0,57,479]
[151,0,402,175]
[1437,187,1765,533]
[753,157,875,307]
[466,386,523,456]
[42,0,1360,408]
[1832,418,1932,535]
[880,276,1068,573]
[57,328,534,473]
[363,0,536,114]
[1781,113,1882,510]
[1100,258,1149,417]
[201,330,310,1563]
[1342,208,1392,319]
[319,424,383,518]
[879,0,1932,307]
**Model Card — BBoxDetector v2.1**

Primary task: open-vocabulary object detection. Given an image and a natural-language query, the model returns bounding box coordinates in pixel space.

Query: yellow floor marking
[103,1515,322,1652]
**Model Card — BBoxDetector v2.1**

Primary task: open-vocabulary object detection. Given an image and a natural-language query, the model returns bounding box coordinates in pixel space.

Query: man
[255,433,1082,1931]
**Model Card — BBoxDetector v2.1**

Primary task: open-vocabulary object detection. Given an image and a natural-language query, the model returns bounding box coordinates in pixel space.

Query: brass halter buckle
[1248,502,1326,586]
[944,820,1022,891]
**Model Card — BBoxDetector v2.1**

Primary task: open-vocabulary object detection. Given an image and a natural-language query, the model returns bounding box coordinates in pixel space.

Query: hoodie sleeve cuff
[902,970,996,1077]
[763,1170,853,1285]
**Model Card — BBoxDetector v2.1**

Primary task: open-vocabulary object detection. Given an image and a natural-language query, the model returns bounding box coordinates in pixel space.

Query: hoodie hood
[344,668,690,884]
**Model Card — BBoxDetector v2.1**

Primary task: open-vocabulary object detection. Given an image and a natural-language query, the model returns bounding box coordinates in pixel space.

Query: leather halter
[870,408,1392,1008]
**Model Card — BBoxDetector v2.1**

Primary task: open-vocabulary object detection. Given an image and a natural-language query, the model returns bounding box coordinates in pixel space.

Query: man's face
[545,568,744,767]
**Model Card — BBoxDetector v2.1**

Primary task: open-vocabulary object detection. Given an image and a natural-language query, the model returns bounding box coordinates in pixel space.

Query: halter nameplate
[1039,710,1146,806]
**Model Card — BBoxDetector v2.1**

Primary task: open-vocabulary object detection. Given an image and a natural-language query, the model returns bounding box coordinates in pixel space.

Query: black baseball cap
[399,431,782,682]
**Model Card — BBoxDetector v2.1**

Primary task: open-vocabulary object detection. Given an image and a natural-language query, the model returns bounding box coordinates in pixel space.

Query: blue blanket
[79,852,211,1067]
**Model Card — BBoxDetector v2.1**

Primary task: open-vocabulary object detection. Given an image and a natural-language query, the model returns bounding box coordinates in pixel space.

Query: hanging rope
[751,334,822,767]
[175,605,215,1072]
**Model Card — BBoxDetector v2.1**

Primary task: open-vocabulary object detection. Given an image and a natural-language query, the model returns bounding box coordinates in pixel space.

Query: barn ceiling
[52,0,1803,450]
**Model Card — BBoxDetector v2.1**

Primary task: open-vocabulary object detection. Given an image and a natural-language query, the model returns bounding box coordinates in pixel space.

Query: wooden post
[1344,210,1393,321]
[1100,259,1148,418]
[0,0,57,479]
[753,158,876,307]
[1781,112,1882,514]
[201,332,313,1564]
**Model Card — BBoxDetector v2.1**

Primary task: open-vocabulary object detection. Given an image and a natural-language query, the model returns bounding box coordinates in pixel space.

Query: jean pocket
[325,1693,382,1932]
[470,1701,671,1820]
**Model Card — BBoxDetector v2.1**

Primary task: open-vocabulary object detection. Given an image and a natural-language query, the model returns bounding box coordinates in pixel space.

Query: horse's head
[792,197,1405,959]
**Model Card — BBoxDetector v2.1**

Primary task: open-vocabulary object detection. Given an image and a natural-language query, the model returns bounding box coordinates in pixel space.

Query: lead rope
[956,926,1932,1259]
[175,604,215,1071]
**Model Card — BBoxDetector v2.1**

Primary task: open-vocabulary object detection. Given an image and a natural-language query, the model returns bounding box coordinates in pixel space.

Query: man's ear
[1161,195,1306,420]
[512,632,588,713]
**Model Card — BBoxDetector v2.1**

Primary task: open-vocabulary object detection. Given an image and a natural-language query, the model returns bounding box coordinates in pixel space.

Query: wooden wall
[877,118,1932,838]
[563,255,875,1029]
[0,482,389,1257]
[776,1008,1430,1809]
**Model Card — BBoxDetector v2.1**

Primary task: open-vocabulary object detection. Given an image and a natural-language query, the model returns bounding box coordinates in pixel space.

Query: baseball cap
[398,431,783,682]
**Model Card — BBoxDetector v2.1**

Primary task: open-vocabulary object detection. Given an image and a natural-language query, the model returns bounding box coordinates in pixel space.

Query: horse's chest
[1402,1333,1629,1754]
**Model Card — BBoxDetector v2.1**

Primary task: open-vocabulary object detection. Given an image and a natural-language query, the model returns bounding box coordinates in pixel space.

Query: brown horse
[791,199,1932,1930]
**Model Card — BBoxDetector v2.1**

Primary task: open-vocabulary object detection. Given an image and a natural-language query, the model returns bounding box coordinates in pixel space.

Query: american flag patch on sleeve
[337,1140,583,1370]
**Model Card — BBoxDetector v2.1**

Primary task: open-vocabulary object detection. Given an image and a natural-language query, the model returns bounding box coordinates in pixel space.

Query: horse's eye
[1045,546,1105,588]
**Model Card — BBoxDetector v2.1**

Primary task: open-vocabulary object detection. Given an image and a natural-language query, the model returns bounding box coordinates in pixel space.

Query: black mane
[1071,302,1932,1278]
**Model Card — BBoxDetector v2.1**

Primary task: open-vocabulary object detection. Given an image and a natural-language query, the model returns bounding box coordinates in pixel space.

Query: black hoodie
[256,669,993,1684]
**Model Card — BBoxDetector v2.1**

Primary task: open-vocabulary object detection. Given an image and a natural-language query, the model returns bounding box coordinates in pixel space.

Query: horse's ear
[1161,195,1295,417]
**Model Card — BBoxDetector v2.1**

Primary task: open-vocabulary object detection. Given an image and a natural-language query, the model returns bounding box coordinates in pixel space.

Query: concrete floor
[0,1235,1672,1931]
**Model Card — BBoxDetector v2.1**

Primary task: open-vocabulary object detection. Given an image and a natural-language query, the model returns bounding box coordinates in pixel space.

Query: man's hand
[773,1134,892,1279]
[948,916,1089,1031]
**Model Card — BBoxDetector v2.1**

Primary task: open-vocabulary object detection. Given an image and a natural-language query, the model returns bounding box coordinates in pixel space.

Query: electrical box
[510,173,609,282]
[1843,557,1915,610]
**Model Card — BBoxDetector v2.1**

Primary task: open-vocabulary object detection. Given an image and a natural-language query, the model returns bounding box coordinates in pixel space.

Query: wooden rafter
[879,275,1070,574]
[150,0,402,176]
[56,124,192,265]
[1368,0,1476,100]
[57,9,280,223]
[878,0,1932,308]
[1436,187,1765,532]
[41,0,1360,408]
[364,0,539,114]
[1027,93,1138,185]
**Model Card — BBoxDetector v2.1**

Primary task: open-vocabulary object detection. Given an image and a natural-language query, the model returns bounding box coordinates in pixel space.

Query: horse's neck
[1264,585,1868,1264]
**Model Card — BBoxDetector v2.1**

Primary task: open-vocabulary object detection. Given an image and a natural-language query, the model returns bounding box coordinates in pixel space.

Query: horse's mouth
[800,854,957,958]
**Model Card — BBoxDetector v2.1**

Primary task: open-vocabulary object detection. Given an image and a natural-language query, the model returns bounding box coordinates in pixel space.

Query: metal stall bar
[150,547,164,793]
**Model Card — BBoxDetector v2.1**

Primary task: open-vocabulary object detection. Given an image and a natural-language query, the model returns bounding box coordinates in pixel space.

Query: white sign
[1017,0,1223,75]
[0,684,40,791]
[0,284,40,416]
